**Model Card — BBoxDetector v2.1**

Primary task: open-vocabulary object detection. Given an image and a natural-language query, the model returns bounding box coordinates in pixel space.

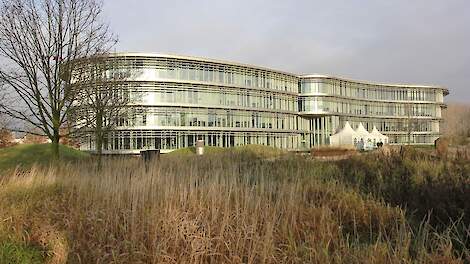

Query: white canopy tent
[329,121,357,148]
[354,123,371,141]
[370,126,389,145]
[354,123,372,150]
[330,121,389,150]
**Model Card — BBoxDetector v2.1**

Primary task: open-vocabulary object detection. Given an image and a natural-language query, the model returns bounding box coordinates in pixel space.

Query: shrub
[335,147,470,230]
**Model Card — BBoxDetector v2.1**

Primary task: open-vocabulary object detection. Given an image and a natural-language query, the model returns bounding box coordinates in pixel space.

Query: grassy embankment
[0,144,469,263]
[0,144,89,172]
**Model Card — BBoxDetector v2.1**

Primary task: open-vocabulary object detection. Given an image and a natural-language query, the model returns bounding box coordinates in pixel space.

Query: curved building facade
[71,53,300,154]
[70,53,448,154]
[298,75,448,146]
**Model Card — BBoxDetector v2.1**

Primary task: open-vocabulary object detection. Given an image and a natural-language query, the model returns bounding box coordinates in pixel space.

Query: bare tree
[69,57,129,167]
[0,0,116,159]
[405,103,419,145]
[443,103,470,145]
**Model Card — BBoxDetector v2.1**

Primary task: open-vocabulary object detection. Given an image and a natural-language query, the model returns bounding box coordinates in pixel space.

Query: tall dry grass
[0,150,468,263]
[335,146,470,230]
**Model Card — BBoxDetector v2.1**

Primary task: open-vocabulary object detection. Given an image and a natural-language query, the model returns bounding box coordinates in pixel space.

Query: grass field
[0,144,89,172]
[0,144,469,263]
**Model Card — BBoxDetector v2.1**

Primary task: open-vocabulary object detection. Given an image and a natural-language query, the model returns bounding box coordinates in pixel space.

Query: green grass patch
[0,241,45,264]
[0,144,89,172]
[410,144,435,149]
[232,144,286,158]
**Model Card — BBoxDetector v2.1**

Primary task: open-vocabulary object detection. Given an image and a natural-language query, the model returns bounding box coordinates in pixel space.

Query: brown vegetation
[443,103,470,145]
[435,137,449,158]
[58,128,80,149]
[310,146,357,159]
[0,128,15,148]
[335,146,470,229]
[22,133,49,144]
[1,149,469,263]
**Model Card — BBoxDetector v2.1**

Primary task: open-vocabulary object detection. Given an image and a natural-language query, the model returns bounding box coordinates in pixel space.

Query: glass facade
[299,97,439,117]
[300,79,442,102]
[71,54,448,154]
[299,77,447,145]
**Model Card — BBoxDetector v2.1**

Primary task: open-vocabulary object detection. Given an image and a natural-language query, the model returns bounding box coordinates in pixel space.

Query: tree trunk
[96,132,103,169]
[408,129,411,145]
[51,131,60,160]
[50,110,61,160]
[406,104,412,145]
[96,110,103,169]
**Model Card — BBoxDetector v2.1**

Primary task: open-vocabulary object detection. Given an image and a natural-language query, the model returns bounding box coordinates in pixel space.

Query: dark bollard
[141,149,161,161]
[141,150,160,171]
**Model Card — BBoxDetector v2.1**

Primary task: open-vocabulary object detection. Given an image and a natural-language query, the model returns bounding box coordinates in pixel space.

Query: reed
[0,149,468,263]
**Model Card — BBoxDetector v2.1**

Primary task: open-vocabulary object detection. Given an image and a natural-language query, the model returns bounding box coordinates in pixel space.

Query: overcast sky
[103,0,469,103]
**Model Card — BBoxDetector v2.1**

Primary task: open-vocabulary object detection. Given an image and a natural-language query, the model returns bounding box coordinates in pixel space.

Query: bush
[335,147,470,229]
